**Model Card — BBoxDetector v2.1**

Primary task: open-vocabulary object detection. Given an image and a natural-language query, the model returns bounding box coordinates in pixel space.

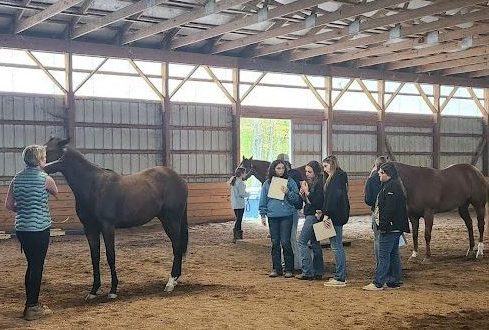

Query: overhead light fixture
[385,25,404,44]
[257,6,268,22]
[414,31,440,49]
[348,19,360,35]
[305,13,317,29]
[461,36,474,50]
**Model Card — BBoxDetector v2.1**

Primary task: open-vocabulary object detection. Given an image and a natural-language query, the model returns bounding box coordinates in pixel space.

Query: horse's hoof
[421,258,432,264]
[164,276,178,292]
[85,293,97,301]
[107,293,118,299]
[466,249,476,258]
[476,243,484,259]
[408,251,418,262]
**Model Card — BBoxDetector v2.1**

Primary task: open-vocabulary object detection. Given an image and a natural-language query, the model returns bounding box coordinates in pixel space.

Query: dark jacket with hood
[364,172,382,212]
[322,169,350,226]
[303,177,324,217]
[377,164,410,233]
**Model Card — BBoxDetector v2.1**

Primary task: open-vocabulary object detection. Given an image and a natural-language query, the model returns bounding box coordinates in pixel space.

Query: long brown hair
[306,160,322,188]
[322,155,341,187]
[230,167,246,186]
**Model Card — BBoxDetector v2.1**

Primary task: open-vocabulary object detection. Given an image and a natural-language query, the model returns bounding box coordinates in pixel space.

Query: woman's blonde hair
[22,145,46,167]
[322,155,340,187]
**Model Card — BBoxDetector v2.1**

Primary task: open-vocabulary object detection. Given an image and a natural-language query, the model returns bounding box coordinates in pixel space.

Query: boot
[237,230,243,240]
[233,228,239,242]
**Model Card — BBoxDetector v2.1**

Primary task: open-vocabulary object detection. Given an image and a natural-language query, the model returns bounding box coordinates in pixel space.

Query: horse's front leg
[459,204,476,258]
[475,205,485,259]
[423,210,434,263]
[102,225,118,299]
[84,227,101,300]
[408,216,420,261]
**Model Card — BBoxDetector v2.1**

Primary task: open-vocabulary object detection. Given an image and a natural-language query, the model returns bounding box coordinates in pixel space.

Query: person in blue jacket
[4,145,58,321]
[259,159,300,278]
[229,166,249,241]
[364,156,389,267]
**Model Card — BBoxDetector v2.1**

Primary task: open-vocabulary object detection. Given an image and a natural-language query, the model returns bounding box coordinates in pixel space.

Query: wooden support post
[64,52,75,144]
[232,68,241,167]
[377,80,385,157]
[324,76,333,157]
[483,88,489,175]
[433,84,441,169]
[161,62,171,166]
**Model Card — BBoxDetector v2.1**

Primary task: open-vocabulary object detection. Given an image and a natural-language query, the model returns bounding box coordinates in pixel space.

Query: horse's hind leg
[84,226,102,300]
[158,209,185,293]
[423,209,434,263]
[458,203,476,258]
[475,205,485,259]
[409,216,420,261]
[101,225,119,299]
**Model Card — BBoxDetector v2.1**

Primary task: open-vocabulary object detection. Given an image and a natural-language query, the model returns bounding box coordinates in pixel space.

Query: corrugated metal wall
[385,126,433,167]
[440,116,483,170]
[169,103,233,182]
[332,124,377,178]
[75,98,163,175]
[292,122,322,167]
[0,93,65,182]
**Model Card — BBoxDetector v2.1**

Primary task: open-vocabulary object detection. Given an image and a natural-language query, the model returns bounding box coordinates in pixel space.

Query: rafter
[356,79,381,112]
[467,87,487,115]
[414,83,436,113]
[72,0,95,26]
[440,87,458,112]
[25,50,67,94]
[128,59,164,100]
[123,0,252,45]
[332,78,354,108]
[385,82,405,110]
[290,2,489,61]
[417,55,489,73]
[169,65,200,99]
[15,0,32,22]
[74,57,108,92]
[72,0,170,39]
[254,0,487,59]
[16,0,83,34]
[211,0,408,54]
[170,0,328,49]
[203,66,235,103]
[303,75,328,108]
[444,62,489,75]
[469,69,489,78]
[241,72,266,102]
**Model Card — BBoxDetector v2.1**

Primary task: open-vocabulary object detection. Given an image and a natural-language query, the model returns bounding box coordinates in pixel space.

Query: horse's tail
[180,203,189,256]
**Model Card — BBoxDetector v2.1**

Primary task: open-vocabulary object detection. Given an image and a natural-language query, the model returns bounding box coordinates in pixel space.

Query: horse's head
[239,156,256,179]
[44,136,70,174]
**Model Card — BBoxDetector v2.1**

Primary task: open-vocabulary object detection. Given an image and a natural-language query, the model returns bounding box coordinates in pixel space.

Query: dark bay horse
[239,156,306,184]
[44,137,188,299]
[394,162,487,262]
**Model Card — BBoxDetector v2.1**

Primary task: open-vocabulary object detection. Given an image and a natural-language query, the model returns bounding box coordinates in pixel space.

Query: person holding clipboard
[259,159,301,278]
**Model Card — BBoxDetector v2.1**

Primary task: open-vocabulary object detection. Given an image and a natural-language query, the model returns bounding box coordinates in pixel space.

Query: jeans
[16,229,50,307]
[374,231,402,288]
[298,215,324,277]
[372,214,380,268]
[329,225,346,282]
[233,208,244,232]
[268,215,293,273]
[291,211,301,270]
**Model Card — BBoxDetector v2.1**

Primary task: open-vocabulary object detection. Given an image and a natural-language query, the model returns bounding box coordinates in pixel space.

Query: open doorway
[240,117,291,220]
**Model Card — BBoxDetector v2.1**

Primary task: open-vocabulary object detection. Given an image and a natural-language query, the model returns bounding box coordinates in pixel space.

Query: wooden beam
[256,0,488,59]
[2,33,489,88]
[330,23,489,66]
[432,84,440,169]
[241,72,266,102]
[467,87,487,116]
[356,78,382,112]
[484,88,489,175]
[443,62,489,76]
[211,0,408,54]
[385,82,405,110]
[302,75,328,109]
[440,87,458,112]
[15,0,32,22]
[72,0,170,39]
[332,78,354,108]
[232,68,241,167]
[469,69,489,78]
[169,65,200,99]
[415,83,436,114]
[325,76,333,156]
[170,0,327,49]
[203,66,235,103]
[72,0,95,26]
[64,52,76,143]
[16,0,83,33]
[161,62,171,166]
[290,4,489,61]
[123,0,251,45]
[417,53,489,73]
[73,57,108,92]
[128,59,164,100]
[25,50,67,94]
[470,136,487,166]
[384,136,396,162]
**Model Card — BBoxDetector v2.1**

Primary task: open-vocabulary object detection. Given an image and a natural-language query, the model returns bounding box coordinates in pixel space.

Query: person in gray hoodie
[259,159,300,278]
[229,167,249,241]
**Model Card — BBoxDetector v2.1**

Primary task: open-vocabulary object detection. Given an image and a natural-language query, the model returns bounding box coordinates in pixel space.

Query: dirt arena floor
[1,212,489,329]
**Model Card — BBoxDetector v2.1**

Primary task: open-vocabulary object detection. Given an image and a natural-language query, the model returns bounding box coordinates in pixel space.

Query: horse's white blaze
[164,276,178,292]
[476,242,484,259]
[108,293,118,299]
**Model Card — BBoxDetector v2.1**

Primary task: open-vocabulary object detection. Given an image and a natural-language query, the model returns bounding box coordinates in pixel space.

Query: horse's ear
[58,138,70,147]
[249,156,253,160]
[242,155,246,161]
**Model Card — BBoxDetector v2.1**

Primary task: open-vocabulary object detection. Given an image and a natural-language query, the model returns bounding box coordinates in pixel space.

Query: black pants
[16,229,50,307]
[233,209,244,231]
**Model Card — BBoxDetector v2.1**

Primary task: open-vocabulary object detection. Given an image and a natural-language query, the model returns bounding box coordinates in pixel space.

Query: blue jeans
[291,211,301,270]
[374,232,402,288]
[372,214,380,268]
[268,216,293,273]
[298,215,324,277]
[330,225,346,282]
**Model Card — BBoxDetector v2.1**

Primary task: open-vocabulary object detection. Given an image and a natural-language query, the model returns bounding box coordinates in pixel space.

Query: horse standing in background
[239,156,306,184]
[394,162,487,262]
[44,137,188,299]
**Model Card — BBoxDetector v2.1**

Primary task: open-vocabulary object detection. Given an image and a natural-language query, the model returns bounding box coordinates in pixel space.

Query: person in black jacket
[363,162,410,291]
[321,155,350,287]
[364,156,388,267]
[295,161,324,280]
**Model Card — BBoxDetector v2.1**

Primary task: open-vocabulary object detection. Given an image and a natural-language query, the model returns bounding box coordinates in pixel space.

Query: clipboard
[267,177,288,200]
[313,218,336,241]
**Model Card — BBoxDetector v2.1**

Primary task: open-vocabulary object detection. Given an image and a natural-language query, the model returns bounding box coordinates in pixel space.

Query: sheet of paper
[267,176,288,200]
[313,219,336,241]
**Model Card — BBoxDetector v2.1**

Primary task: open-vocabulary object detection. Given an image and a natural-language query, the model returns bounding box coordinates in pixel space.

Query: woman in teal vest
[4,145,58,321]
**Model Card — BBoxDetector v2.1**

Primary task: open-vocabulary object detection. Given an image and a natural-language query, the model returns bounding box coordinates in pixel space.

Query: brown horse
[394,162,487,262]
[44,137,188,299]
[239,156,306,184]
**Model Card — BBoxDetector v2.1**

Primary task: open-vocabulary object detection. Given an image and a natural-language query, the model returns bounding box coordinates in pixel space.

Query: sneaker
[363,283,383,291]
[313,274,326,280]
[284,272,294,278]
[295,273,313,280]
[23,304,52,321]
[324,278,346,287]
[385,283,402,289]
[269,270,281,277]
